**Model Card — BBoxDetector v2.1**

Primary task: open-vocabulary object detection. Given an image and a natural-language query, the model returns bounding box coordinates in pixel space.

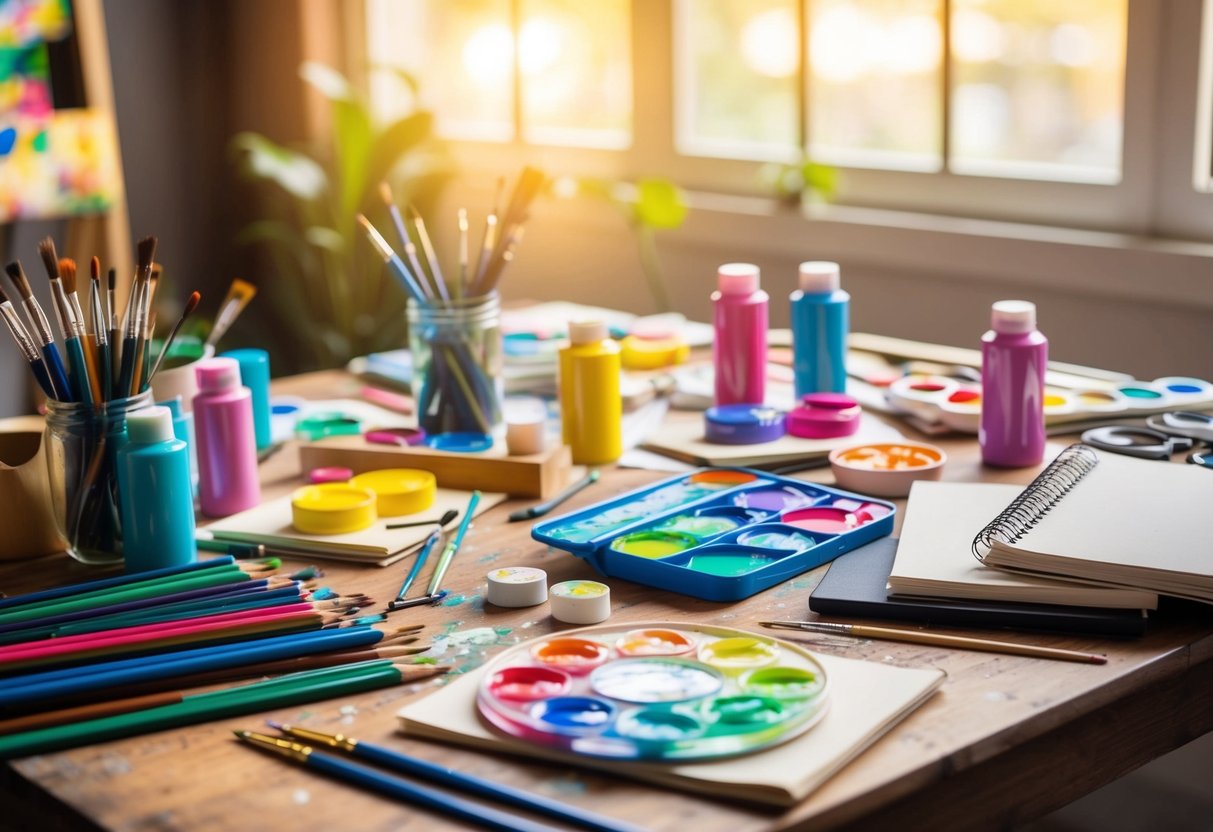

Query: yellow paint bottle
[559,321,622,465]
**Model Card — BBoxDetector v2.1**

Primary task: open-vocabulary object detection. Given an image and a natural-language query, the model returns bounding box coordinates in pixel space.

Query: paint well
[657,515,740,538]
[686,553,775,577]
[686,470,758,487]
[531,696,614,730]
[610,531,697,558]
[488,666,572,701]
[698,637,780,671]
[783,506,874,534]
[615,629,697,657]
[737,530,816,551]
[531,638,611,673]
[736,488,818,511]
[742,666,823,700]
[1120,386,1162,399]
[615,708,705,742]
[589,659,723,703]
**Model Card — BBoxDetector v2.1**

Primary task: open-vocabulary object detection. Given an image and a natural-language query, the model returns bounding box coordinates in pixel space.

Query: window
[364,0,1213,240]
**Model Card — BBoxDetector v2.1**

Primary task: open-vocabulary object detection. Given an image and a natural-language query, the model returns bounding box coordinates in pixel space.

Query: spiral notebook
[973,444,1213,603]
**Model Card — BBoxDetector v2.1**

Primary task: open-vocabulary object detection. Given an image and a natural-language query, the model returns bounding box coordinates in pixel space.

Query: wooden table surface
[2,370,1211,832]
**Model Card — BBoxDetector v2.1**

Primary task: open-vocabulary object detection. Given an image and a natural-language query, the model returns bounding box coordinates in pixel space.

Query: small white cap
[126,405,176,444]
[717,263,760,294]
[485,566,549,607]
[549,579,612,624]
[568,320,608,345]
[990,300,1036,334]
[799,261,840,293]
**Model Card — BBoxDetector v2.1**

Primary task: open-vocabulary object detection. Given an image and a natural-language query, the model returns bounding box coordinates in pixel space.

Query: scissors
[1080,426,1194,461]
[1145,411,1213,443]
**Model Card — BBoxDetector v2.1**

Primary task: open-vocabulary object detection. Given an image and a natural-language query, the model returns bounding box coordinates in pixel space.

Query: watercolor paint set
[531,468,894,601]
[477,623,829,761]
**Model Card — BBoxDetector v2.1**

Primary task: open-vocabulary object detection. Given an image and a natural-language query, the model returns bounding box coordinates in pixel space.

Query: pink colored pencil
[0,604,319,663]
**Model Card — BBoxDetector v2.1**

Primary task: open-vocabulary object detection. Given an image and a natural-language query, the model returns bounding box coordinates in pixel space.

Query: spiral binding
[971,443,1100,561]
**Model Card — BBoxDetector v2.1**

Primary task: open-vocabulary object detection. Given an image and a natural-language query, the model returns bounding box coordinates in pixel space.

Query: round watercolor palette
[477,622,829,761]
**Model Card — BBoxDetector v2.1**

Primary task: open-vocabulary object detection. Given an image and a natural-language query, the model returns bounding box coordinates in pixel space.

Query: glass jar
[44,390,154,565]
[407,292,503,437]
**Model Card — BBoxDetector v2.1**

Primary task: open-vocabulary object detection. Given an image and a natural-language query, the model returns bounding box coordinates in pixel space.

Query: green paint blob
[1120,386,1162,399]
[610,531,697,558]
[686,553,773,576]
[31,130,47,152]
[657,515,739,538]
[709,695,785,725]
[743,666,822,699]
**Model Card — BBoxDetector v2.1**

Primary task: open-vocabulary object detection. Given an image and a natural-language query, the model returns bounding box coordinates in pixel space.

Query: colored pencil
[0,556,238,611]
[270,723,645,832]
[759,620,1109,664]
[4,260,71,400]
[237,729,558,832]
[0,660,438,759]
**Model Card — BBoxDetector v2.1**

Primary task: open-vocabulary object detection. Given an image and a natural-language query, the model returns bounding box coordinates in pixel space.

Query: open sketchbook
[974,445,1213,603]
[397,650,944,807]
[889,482,1157,610]
[205,489,505,566]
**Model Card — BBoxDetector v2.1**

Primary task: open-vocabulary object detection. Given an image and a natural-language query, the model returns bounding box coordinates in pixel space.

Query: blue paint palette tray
[532,468,895,601]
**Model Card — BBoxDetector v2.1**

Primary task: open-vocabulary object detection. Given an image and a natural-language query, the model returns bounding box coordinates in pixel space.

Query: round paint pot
[782,505,875,533]
[937,387,982,434]
[349,468,436,517]
[307,466,353,485]
[290,483,377,535]
[742,666,825,701]
[685,470,758,488]
[549,580,612,625]
[1153,376,1213,402]
[615,628,697,657]
[620,334,690,370]
[697,636,780,673]
[269,395,307,443]
[886,375,957,422]
[365,426,427,447]
[1072,389,1128,414]
[828,441,947,498]
[529,696,615,733]
[503,397,548,456]
[1115,382,1172,410]
[609,531,698,559]
[1043,389,1077,417]
[590,658,723,704]
[487,666,571,701]
[530,636,612,672]
[485,566,549,608]
[426,432,494,453]
[704,404,786,445]
[786,393,861,439]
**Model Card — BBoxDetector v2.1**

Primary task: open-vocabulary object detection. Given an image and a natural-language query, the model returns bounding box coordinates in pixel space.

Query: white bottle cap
[485,566,549,607]
[990,300,1037,334]
[126,406,176,444]
[717,263,760,294]
[549,579,612,624]
[568,320,608,345]
[798,261,840,293]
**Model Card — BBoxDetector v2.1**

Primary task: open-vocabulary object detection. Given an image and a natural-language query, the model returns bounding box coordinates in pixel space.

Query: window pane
[675,0,800,161]
[950,0,1126,183]
[519,0,631,148]
[366,0,513,142]
[808,0,943,171]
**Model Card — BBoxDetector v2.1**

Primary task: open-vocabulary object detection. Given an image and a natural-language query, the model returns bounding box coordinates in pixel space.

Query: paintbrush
[116,237,157,398]
[89,257,111,401]
[378,182,438,300]
[0,282,56,399]
[357,214,427,301]
[139,264,163,390]
[4,260,71,400]
[408,205,447,298]
[145,291,201,388]
[36,242,91,405]
[476,167,545,293]
[105,267,118,387]
[56,257,102,405]
[269,723,643,832]
[456,207,469,300]
[205,278,256,348]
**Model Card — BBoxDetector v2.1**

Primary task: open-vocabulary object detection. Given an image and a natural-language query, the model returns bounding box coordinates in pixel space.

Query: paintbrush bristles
[36,238,59,280]
[136,237,157,273]
[58,259,77,295]
[4,262,32,299]
[357,214,395,261]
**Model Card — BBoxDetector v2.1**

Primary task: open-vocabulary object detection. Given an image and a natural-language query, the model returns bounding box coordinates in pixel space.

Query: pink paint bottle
[193,357,261,517]
[712,263,769,405]
[980,300,1047,468]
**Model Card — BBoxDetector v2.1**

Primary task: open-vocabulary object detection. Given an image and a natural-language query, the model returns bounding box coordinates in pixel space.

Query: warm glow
[953,9,1004,63]
[810,6,870,82]
[462,23,513,86]
[812,7,939,82]
[740,8,799,79]
[880,15,940,74]
[519,17,566,76]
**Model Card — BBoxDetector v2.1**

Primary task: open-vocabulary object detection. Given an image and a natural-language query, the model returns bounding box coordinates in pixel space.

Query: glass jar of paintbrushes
[407,292,503,436]
[44,390,154,565]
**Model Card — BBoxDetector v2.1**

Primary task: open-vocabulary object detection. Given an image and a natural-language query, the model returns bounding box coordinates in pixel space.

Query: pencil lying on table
[760,620,1108,665]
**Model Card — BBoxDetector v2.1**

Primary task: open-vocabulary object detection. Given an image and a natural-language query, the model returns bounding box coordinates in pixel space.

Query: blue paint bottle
[157,395,197,496]
[790,261,849,396]
[221,348,272,450]
[117,405,196,573]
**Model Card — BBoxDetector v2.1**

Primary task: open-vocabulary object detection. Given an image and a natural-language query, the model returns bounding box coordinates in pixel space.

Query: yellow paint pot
[697,636,780,673]
[349,468,436,517]
[291,483,377,535]
[620,334,690,370]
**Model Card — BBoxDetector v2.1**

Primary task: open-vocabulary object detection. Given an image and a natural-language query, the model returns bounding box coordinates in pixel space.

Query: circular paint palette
[477,622,829,761]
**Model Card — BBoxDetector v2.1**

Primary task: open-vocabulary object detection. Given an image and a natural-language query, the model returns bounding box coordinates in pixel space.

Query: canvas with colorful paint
[0,0,121,222]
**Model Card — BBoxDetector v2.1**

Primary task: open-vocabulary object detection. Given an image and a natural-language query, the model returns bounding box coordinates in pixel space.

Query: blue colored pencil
[0,556,236,612]
[239,731,564,832]
[0,626,387,709]
[271,724,644,832]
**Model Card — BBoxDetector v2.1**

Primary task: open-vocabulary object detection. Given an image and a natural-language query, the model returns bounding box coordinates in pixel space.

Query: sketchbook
[397,647,944,807]
[205,489,504,566]
[889,481,1157,610]
[973,444,1213,603]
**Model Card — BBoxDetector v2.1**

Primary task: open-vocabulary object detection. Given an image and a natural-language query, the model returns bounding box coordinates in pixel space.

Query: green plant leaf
[304,226,346,253]
[231,133,328,201]
[301,63,374,226]
[801,161,839,201]
[363,112,436,205]
[633,178,688,230]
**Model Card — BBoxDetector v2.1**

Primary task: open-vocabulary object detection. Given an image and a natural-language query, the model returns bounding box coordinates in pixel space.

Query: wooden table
[2,370,1211,832]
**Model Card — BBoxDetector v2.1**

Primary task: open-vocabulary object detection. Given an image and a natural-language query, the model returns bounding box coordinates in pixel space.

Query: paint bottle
[559,320,622,465]
[790,261,849,396]
[980,300,1047,468]
[157,395,197,496]
[193,357,261,517]
[116,405,195,573]
[712,263,768,405]
[221,348,272,451]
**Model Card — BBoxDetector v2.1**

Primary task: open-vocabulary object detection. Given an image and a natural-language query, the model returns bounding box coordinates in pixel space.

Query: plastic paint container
[291,483,377,534]
[349,468,436,516]
[485,566,549,608]
[786,392,861,439]
[549,581,612,625]
[704,404,786,445]
[610,531,698,559]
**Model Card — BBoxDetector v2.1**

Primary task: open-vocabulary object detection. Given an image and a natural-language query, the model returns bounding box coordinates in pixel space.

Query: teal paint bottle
[790,261,850,396]
[221,348,272,450]
[157,395,197,496]
[117,405,196,573]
